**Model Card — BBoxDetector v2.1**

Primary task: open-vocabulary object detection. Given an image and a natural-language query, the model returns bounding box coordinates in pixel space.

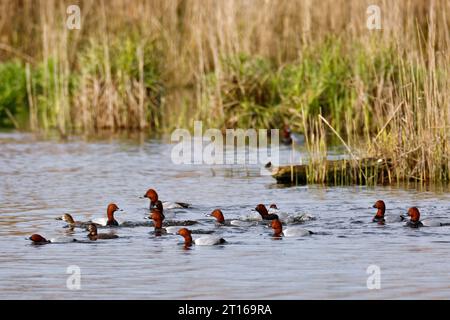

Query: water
[1,132,449,299]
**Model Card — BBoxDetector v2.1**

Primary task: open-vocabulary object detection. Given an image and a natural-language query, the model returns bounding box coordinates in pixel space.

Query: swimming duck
[150,200,165,220]
[207,209,254,227]
[87,224,119,240]
[150,206,171,234]
[148,200,197,228]
[28,234,77,244]
[177,228,226,247]
[56,213,98,229]
[254,204,281,220]
[252,204,315,223]
[404,207,449,228]
[150,204,197,234]
[271,216,313,237]
[143,188,190,210]
[281,125,305,146]
[372,200,406,224]
[91,203,122,227]
[404,207,424,228]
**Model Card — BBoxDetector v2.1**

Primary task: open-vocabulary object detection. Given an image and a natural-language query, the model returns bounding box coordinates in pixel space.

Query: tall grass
[0,0,448,183]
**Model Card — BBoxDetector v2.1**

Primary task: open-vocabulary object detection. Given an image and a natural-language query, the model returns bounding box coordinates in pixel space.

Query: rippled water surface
[1,132,450,299]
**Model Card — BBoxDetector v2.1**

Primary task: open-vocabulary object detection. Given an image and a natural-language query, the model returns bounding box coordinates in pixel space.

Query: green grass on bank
[0,34,448,184]
[0,35,164,132]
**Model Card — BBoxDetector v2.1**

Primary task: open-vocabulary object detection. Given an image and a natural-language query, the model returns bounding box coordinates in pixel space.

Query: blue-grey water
[0,131,449,299]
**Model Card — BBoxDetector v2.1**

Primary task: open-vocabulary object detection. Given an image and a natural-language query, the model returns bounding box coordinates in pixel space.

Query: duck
[146,200,176,220]
[28,234,77,244]
[404,207,424,228]
[56,213,98,229]
[143,188,190,210]
[252,204,315,223]
[91,203,122,227]
[269,204,316,222]
[147,200,198,228]
[253,204,281,220]
[207,209,255,227]
[271,216,313,237]
[177,228,226,247]
[372,200,407,224]
[281,125,305,146]
[150,206,174,234]
[87,224,119,240]
[150,200,165,220]
[404,207,449,228]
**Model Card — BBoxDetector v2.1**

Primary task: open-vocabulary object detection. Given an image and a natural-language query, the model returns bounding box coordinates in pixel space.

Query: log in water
[270,158,394,185]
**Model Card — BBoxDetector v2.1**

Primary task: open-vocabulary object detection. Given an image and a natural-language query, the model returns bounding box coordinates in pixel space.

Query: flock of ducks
[28,189,446,248]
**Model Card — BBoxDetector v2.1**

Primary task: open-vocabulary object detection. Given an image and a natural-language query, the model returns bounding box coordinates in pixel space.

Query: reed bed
[0,0,448,184]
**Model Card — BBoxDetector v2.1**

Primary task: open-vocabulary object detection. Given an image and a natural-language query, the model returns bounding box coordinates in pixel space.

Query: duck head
[107,203,121,223]
[177,228,193,247]
[407,207,421,222]
[56,213,75,224]
[151,209,164,229]
[143,189,159,208]
[208,209,225,223]
[270,216,283,237]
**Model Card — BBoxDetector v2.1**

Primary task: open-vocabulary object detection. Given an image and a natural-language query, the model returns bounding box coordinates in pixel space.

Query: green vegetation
[0,61,27,128]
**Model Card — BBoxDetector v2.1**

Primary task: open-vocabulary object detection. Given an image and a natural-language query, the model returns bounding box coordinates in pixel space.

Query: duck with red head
[405,207,424,228]
[280,125,305,146]
[150,200,165,220]
[270,215,313,237]
[143,188,191,210]
[28,233,77,244]
[281,125,293,145]
[372,200,386,223]
[254,204,279,220]
[90,203,122,227]
[177,228,193,248]
[177,228,226,247]
[207,209,254,227]
[150,207,167,235]
[106,203,121,226]
[148,199,198,230]
[208,209,225,223]
[253,204,314,223]
[271,219,283,237]
[404,207,450,227]
[28,234,51,245]
[371,200,407,224]
[143,189,159,209]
